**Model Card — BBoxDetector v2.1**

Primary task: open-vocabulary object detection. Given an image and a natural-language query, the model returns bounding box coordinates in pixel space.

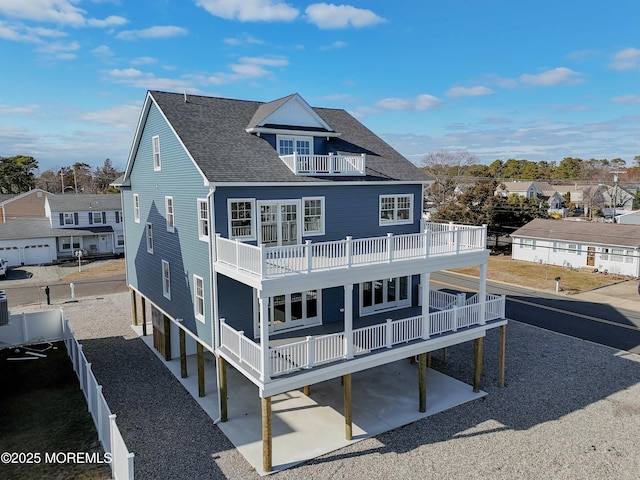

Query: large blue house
[119,91,507,471]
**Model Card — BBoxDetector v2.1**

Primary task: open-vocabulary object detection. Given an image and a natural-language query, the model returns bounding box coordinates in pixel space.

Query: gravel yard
[17,292,640,479]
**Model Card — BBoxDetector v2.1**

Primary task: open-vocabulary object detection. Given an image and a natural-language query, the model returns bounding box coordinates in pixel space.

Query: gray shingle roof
[47,194,121,212]
[512,218,640,248]
[148,91,431,184]
[0,218,113,241]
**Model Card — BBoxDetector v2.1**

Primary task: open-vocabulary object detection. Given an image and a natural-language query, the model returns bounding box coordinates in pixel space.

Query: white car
[0,258,8,278]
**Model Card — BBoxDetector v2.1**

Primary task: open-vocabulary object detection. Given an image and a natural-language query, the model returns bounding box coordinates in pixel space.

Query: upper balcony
[280,152,366,176]
[214,222,487,281]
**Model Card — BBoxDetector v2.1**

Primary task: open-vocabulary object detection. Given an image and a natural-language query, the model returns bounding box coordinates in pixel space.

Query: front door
[587,246,595,267]
[259,201,300,247]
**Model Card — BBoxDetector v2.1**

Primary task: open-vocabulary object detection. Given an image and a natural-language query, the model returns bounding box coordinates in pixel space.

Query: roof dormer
[246,94,365,176]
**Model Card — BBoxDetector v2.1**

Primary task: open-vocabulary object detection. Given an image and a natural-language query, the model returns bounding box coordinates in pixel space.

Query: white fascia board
[245,127,341,137]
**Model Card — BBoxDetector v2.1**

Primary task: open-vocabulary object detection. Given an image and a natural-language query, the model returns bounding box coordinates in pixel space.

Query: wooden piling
[473,337,483,393]
[343,374,352,440]
[418,352,427,413]
[197,342,205,397]
[219,356,228,422]
[498,325,506,387]
[179,328,187,378]
[262,397,272,472]
[130,289,138,326]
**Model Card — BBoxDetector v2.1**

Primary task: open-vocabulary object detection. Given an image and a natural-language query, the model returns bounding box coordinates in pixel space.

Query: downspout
[208,185,224,424]
[207,186,219,349]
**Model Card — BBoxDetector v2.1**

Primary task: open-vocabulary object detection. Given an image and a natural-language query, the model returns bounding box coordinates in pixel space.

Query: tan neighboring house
[0,189,51,223]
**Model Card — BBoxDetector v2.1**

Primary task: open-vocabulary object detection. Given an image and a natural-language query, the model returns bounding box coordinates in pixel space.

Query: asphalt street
[432,271,640,354]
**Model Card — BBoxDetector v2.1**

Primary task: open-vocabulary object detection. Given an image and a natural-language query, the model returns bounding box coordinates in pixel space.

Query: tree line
[0,156,123,195]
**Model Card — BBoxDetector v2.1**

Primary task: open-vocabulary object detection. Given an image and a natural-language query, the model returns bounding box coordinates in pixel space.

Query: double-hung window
[165,196,175,232]
[162,260,171,299]
[63,213,75,225]
[133,194,140,223]
[152,135,161,171]
[521,238,534,250]
[90,211,103,224]
[194,275,205,322]
[379,194,413,225]
[303,197,324,235]
[228,199,255,240]
[146,223,154,253]
[197,199,209,241]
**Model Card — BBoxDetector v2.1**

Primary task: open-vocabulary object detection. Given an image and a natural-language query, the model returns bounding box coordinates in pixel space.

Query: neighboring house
[616,210,640,225]
[0,188,51,223]
[0,194,124,267]
[119,91,507,471]
[496,181,566,214]
[511,218,640,277]
[44,194,124,259]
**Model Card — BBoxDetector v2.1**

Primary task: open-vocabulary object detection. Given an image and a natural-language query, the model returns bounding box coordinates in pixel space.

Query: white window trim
[116,234,125,247]
[276,135,313,156]
[152,135,161,171]
[146,222,154,254]
[63,212,75,225]
[133,194,140,223]
[194,274,205,323]
[162,260,171,300]
[521,238,534,250]
[359,277,411,317]
[254,289,322,337]
[91,211,103,224]
[197,198,210,242]
[302,196,325,236]
[228,198,256,241]
[165,196,175,233]
[378,194,414,226]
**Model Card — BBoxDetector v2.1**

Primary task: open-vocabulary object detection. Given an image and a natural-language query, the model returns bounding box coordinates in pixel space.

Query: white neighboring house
[45,194,123,259]
[512,218,640,277]
[616,210,640,225]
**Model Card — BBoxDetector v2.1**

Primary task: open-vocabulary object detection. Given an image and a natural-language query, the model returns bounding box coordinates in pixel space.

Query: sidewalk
[571,279,640,312]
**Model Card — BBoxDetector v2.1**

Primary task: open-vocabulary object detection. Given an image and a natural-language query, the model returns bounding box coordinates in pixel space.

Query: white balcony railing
[215,223,487,280]
[280,153,366,176]
[219,293,506,379]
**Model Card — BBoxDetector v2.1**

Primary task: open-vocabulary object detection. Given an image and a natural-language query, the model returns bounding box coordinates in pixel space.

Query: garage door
[24,244,52,265]
[0,246,20,267]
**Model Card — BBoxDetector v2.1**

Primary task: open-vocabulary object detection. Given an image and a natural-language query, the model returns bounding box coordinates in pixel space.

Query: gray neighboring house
[0,194,123,267]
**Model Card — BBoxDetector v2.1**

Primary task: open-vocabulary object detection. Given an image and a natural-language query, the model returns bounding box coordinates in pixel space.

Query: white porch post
[259,296,270,381]
[479,262,487,325]
[344,284,354,359]
[421,273,430,339]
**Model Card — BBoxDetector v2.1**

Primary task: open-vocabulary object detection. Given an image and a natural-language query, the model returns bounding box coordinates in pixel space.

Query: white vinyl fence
[0,310,134,480]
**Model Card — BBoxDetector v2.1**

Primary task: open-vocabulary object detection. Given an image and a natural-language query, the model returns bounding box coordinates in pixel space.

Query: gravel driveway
[17,292,640,479]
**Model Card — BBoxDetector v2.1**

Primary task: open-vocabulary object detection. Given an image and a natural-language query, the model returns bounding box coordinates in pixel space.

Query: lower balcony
[217,291,506,389]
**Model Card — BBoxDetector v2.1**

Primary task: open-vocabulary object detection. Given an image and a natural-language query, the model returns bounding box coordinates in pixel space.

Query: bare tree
[421,150,479,209]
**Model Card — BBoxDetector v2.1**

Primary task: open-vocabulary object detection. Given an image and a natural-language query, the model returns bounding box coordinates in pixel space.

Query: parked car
[0,258,8,278]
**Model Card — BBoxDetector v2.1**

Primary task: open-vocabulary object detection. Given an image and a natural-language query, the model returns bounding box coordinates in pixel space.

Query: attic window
[152,135,161,171]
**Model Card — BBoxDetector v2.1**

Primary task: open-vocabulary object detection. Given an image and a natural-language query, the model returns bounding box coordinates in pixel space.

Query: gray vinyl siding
[213,183,423,243]
[123,102,213,343]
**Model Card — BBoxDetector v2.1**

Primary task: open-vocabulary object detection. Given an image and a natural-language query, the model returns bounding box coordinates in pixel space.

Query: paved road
[432,271,640,354]
[2,270,128,308]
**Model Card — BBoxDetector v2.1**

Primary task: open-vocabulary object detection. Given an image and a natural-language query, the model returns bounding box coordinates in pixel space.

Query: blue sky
[0,0,638,173]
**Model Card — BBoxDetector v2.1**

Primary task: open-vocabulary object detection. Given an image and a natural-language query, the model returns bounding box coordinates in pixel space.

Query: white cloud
[130,56,158,66]
[520,67,584,86]
[612,94,640,104]
[375,94,442,112]
[0,0,126,28]
[446,86,494,98]
[208,55,288,85]
[224,33,264,45]
[196,0,298,22]
[319,40,347,51]
[36,40,81,60]
[105,68,202,92]
[79,104,141,129]
[608,48,640,71]
[305,3,385,29]
[0,103,40,115]
[117,26,188,40]
[92,45,115,60]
